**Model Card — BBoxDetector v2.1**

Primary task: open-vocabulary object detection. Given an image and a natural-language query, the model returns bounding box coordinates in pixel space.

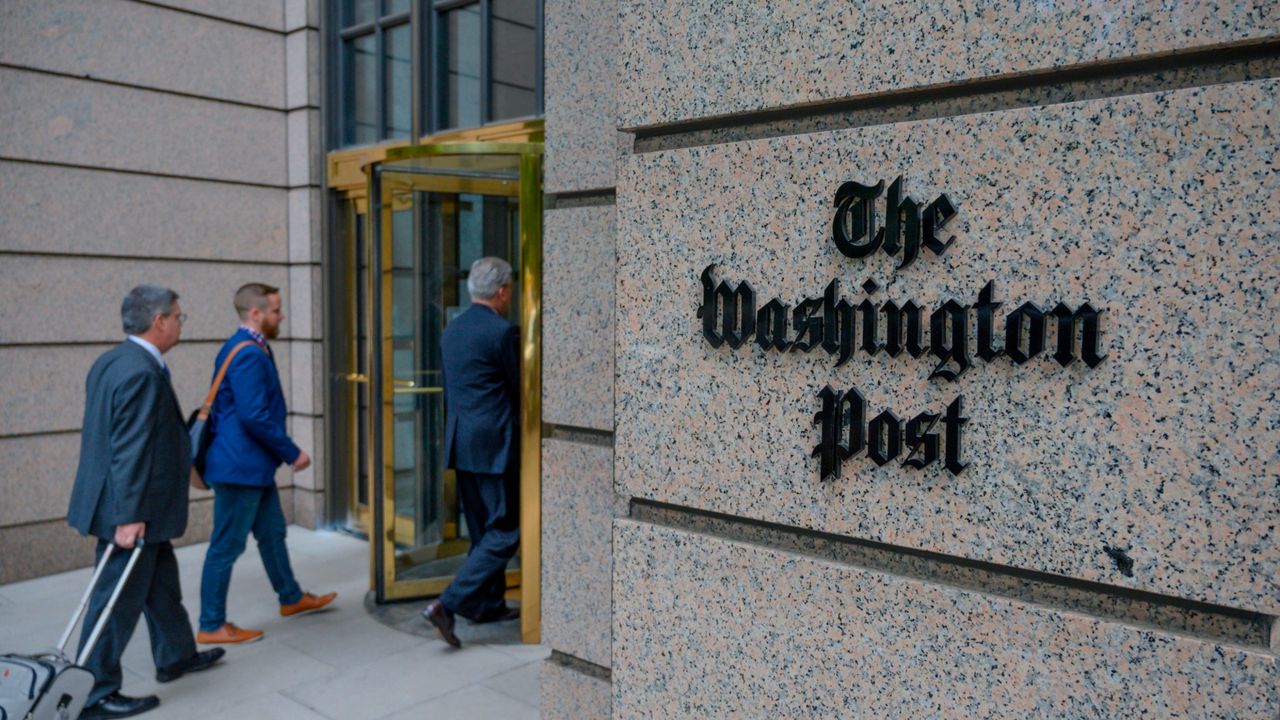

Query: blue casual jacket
[441,304,520,475]
[203,328,300,486]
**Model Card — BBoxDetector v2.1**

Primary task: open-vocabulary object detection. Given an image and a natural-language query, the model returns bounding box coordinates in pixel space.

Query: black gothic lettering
[902,412,940,470]
[812,386,864,481]
[881,176,922,269]
[832,181,884,259]
[929,299,970,381]
[1051,302,1106,367]
[791,297,825,352]
[756,299,791,352]
[922,194,957,256]
[696,264,724,348]
[975,280,1003,361]
[1005,301,1046,365]
[820,280,856,366]
[867,410,902,466]
[943,396,968,476]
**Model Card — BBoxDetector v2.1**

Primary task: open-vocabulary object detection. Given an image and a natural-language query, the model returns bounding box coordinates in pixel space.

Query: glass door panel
[368,144,540,638]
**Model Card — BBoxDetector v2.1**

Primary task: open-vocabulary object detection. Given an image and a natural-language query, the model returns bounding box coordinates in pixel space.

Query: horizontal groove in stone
[1,494,213,531]
[549,650,612,681]
[630,500,1274,651]
[0,249,295,267]
[0,63,284,113]
[546,189,617,209]
[632,41,1280,153]
[129,0,284,34]
[0,337,313,349]
[0,156,290,190]
[544,424,614,447]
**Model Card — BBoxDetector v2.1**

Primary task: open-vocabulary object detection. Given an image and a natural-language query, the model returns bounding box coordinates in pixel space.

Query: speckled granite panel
[542,439,620,668]
[0,161,288,262]
[544,206,616,430]
[613,521,1279,719]
[618,0,1278,128]
[615,80,1280,612]
[545,0,617,193]
[0,255,288,344]
[541,660,611,720]
[0,67,287,186]
[0,0,285,108]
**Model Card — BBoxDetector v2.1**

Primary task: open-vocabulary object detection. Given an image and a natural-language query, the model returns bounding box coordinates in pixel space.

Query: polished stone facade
[0,0,325,583]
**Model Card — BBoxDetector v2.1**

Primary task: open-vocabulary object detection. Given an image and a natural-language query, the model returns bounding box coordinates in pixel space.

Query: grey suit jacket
[67,341,192,542]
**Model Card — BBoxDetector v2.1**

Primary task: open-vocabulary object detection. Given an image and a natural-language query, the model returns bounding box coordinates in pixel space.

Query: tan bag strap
[196,341,257,420]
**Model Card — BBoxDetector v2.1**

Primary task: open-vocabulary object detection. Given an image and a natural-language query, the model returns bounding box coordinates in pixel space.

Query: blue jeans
[199,483,302,632]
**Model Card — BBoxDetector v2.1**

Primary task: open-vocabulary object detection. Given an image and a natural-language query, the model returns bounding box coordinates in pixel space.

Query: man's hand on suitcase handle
[114,522,146,549]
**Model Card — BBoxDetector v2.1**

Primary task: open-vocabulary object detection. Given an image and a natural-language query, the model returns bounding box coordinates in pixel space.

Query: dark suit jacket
[441,304,520,475]
[67,341,192,542]
[203,329,300,487]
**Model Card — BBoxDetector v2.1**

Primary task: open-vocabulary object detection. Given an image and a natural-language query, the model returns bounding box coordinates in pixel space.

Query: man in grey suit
[67,285,224,719]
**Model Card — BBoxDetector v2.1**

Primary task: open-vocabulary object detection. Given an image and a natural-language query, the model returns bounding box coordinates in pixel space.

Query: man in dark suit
[422,257,521,648]
[196,283,335,645]
[67,285,224,719]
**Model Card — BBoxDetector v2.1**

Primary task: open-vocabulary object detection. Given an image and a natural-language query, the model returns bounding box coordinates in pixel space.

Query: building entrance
[328,135,543,642]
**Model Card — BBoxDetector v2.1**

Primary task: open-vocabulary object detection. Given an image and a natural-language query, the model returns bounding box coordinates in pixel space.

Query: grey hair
[467,257,512,300]
[121,285,179,335]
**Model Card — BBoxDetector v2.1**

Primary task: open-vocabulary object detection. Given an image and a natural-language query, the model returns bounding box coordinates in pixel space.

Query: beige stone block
[618,0,1280,128]
[540,660,611,720]
[144,0,283,31]
[543,206,615,431]
[0,68,287,186]
[542,439,617,668]
[289,414,321,491]
[613,521,1279,718]
[0,161,288,263]
[616,79,1280,612]
[287,264,320,340]
[0,432,80,526]
[285,29,320,110]
[0,0,285,108]
[0,519,96,584]
[0,345,104,436]
[284,0,320,32]
[0,255,287,344]
[288,340,319,416]
[288,187,322,264]
[292,487,324,530]
[288,108,321,188]
[544,0,617,193]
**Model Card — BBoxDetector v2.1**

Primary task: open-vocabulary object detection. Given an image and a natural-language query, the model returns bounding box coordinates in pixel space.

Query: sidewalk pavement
[0,527,547,720]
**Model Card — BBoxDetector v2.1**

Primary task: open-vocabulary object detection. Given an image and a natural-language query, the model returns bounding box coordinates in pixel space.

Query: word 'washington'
[696,264,1105,382]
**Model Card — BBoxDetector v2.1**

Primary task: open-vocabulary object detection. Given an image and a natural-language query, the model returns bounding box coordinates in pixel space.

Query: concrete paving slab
[0,527,546,718]
[378,684,540,720]
[484,659,544,707]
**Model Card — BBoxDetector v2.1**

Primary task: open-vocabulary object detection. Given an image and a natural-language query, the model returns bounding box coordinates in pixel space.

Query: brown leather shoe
[280,591,337,617]
[196,623,263,645]
[421,599,460,648]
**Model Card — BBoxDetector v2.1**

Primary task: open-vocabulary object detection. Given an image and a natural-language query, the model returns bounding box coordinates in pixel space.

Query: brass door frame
[367,141,543,643]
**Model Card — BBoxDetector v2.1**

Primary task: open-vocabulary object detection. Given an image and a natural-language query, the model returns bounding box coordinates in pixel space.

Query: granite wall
[0,0,327,583]
[611,1,1279,716]
[540,0,620,716]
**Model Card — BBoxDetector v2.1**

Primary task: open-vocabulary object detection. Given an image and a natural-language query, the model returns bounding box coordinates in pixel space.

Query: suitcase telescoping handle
[53,540,146,665]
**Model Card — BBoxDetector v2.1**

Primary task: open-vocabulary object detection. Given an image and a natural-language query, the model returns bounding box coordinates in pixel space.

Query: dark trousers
[199,483,302,632]
[440,470,520,620]
[78,540,196,705]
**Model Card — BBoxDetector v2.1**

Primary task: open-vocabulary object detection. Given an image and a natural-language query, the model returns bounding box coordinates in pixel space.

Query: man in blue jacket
[196,283,335,644]
[422,257,521,648]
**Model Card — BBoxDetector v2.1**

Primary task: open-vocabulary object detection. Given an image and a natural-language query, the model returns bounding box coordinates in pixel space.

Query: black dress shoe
[473,605,520,624]
[155,647,226,683]
[80,692,159,719]
[422,599,461,648]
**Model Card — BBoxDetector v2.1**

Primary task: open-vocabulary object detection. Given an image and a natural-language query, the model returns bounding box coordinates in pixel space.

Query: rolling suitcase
[0,542,145,720]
